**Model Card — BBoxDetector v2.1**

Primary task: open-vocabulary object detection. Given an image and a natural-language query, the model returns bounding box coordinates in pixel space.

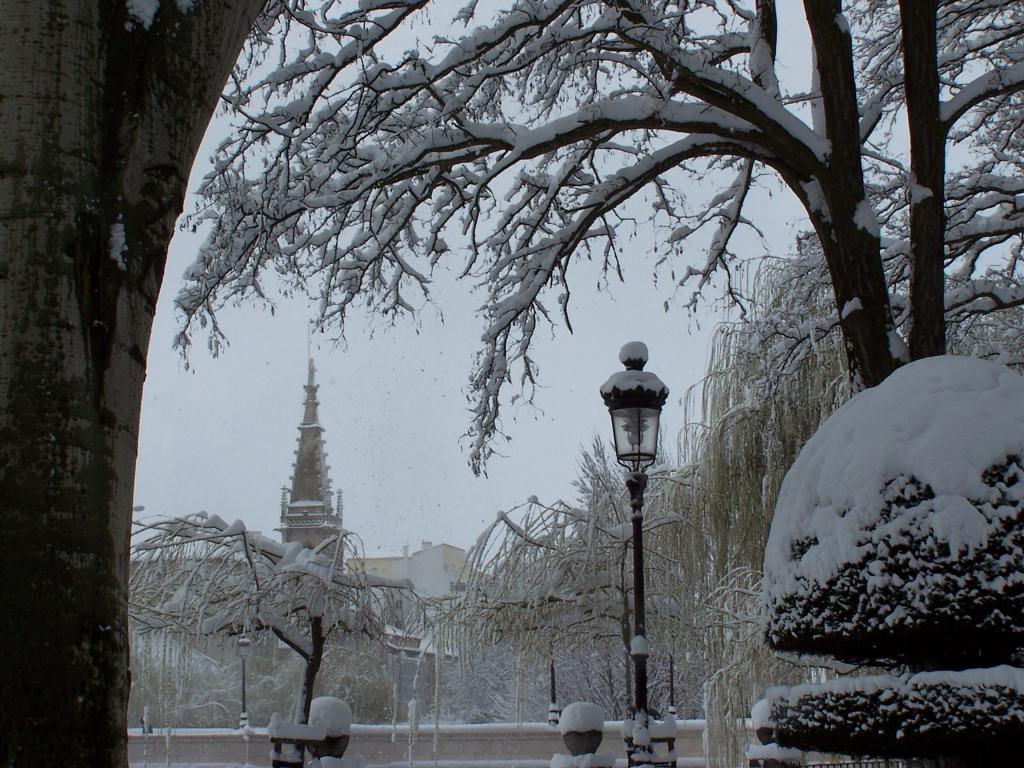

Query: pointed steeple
[302,358,320,426]
[290,358,331,505]
[279,357,342,547]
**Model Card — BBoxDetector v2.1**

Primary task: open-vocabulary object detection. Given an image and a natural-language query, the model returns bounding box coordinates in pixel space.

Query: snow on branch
[182,0,842,475]
[183,0,1024,473]
[453,497,629,656]
[940,61,1024,129]
[130,512,419,654]
[449,441,690,663]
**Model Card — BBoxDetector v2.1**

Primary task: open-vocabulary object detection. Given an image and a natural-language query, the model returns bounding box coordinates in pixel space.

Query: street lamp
[237,634,252,729]
[600,341,668,766]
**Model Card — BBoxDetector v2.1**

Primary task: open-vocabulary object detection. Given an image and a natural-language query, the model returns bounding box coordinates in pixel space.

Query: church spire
[302,357,319,425]
[279,357,341,547]
[290,357,331,506]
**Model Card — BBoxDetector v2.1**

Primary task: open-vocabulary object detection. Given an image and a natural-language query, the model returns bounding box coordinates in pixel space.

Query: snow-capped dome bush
[764,356,1024,666]
[309,696,352,736]
[559,701,605,735]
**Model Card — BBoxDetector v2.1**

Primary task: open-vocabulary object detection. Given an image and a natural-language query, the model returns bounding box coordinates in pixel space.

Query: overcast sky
[133,4,814,556]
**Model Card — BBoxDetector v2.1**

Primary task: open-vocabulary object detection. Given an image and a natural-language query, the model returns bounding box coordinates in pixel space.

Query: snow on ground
[550,753,616,768]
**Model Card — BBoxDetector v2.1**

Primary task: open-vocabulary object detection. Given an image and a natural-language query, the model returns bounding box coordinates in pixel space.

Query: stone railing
[128,719,708,767]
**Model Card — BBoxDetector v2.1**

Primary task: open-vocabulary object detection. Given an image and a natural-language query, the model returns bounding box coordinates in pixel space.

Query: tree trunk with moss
[0,1,262,765]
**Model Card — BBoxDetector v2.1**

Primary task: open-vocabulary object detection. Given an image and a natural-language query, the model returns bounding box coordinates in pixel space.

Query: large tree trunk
[899,0,947,360]
[0,2,262,765]
[803,0,901,389]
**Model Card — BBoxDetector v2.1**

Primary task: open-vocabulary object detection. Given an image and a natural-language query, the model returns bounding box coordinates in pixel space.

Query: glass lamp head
[600,342,669,472]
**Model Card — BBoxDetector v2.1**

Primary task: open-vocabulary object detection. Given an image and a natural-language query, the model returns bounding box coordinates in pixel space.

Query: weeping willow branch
[445,439,699,714]
[664,254,849,768]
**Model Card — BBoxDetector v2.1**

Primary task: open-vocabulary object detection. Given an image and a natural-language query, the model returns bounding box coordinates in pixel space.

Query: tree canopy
[183,0,1024,473]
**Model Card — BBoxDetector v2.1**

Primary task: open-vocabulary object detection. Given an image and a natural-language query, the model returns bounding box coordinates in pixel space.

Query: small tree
[457,497,635,716]
[131,512,418,722]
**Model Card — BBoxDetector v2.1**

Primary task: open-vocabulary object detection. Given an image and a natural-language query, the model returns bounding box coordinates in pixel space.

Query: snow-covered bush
[761,355,1024,761]
[765,356,1024,665]
[763,667,1024,758]
[559,701,605,735]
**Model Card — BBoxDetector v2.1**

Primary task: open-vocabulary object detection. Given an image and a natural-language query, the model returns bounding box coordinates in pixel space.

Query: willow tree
[667,226,1024,768]
[656,241,847,767]
[453,442,695,718]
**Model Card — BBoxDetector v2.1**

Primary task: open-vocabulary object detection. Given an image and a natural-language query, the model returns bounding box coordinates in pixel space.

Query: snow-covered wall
[127,720,707,766]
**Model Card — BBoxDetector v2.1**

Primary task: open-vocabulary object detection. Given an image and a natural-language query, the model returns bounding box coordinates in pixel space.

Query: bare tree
[183,0,1024,472]
[131,512,418,721]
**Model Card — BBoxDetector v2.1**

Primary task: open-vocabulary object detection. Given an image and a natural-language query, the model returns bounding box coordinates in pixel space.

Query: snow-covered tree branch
[130,512,420,721]
[179,0,1024,474]
[448,440,698,715]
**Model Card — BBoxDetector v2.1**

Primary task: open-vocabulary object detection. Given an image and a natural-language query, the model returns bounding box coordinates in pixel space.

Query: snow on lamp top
[601,342,669,470]
[764,355,1024,665]
[600,341,669,408]
[619,341,649,368]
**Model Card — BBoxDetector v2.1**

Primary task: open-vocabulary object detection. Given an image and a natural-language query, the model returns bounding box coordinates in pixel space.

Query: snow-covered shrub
[559,701,604,735]
[762,356,1024,761]
[765,356,1024,665]
[763,667,1024,758]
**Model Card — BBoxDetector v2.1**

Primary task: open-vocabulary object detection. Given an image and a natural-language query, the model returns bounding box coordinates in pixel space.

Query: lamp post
[238,634,251,729]
[668,654,677,717]
[548,657,561,727]
[600,341,668,766]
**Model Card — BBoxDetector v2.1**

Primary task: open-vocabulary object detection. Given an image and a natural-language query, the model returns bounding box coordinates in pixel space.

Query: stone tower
[278,358,343,548]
